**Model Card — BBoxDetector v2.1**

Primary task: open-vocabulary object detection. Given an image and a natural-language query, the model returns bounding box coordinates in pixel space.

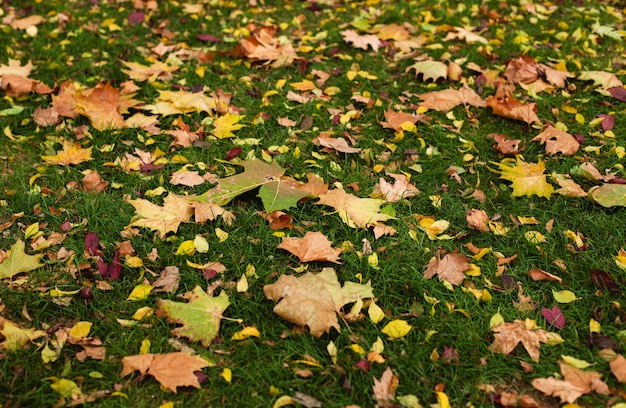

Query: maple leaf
[371,173,419,203]
[0,59,33,77]
[74,82,139,131]
[82,170,109,192]
[496,156,555,198]
[121,59,179,82]
[423,249,471,286]
[317,188,396,230]
[197,160,310,213]
[532,360,610,403]
[237,25,299,68]
[406,60,448,82]
[0,316,47,351]
[121,352,209,392]
[417,85,486,112]
[278,231,342,263]
[263,268,373,337]
[212,113,245,139]
[0,239,44,279]
[313,133,361,153]
[486,83,540,124]
[444,26,488,44]
[465,209,490,232]
[531,125,579,155]
[372,367,399,407]
[341,29,381,51]
[489,133,523,155]
[489,319,551,362]
[145,89,217,116]
[126,193,194,238]
[157,286,230,347]
[379,109,425,132]
[169,171,205,187]
[578,71,623,90]
[41,139,92,166]
[610,354,626,383]
[191,201,236,225]
[168,118,202,148]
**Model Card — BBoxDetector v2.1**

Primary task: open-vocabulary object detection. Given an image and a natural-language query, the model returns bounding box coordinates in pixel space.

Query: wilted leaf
[263,268,373,337]
[157,286,230,346]
[381,320,412,339]
[0,317,47,351]
[610,354,626,383]
[372,367,398,407]
[542,305,566,329]
[371,173,419,203]
[588,184,626,207]
[489,319,551,362]
[278,231,342,263]
[531,126,579,155]
[406,60,448,82]
[424,249,471,286]
[341,29,381,51]
[486,83,540,124]
[417,85,486,112]
[532,360,609,403]
[552,289,578,303]
[42,139,92,166]
[121,352,209,392]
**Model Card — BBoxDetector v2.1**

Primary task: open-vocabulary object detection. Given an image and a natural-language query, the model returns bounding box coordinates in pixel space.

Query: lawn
[1,0,626,407]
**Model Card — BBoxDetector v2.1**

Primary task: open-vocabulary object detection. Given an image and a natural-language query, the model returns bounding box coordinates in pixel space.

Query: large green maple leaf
[0,239,44,279]
[195,160,310,213]
[157,286,230,347]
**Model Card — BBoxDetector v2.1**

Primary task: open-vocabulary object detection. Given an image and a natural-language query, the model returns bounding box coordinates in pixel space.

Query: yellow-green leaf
[69,321,92,340]
[175,240,196,256]
[0,239,44,279]
[381,319,412,339]
[368,301,385,323]
[49,378,82,399]
[127,284,154,301]
[552,289,579,303]
[561,355,594,369]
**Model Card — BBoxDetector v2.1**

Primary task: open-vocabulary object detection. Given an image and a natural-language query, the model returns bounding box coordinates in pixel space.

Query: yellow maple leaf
[126,193,194,238]
[496,156,554,198]
[212,113,245,139]
[41,139,92,166]
[317,188,396,229]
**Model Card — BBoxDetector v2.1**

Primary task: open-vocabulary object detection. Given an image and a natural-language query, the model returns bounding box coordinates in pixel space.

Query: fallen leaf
[127,193,195,238]
[496,156,554,198]
[531,126,579,155]
[381,320,412,339]
[317,188,396,230]
[417,84,486,112]
[42,139,93,166]
[82,170,109,192]
[278,231,342,263]
[74,82,139,131]
[406,60,448,82]
[489,319,550,362]
[371,173,419,203]
[552,289,578,303]
[341,29,381,51]
[489,134,523,155]
[423,249,471,286]
[588,184,626,207]
[263,268,373,337]
[486,83,540,124]
[0,317,47,351]
[372,367,398,407]
[157,286,230,346]
[0,239,44,279]
[532,360,609,403]
[121,352,209,392]
[465,209,490,232]
[542,305,566,329]
[609,354,626,383]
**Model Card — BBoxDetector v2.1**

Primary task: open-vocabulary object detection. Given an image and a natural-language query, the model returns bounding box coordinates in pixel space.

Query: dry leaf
[423,249,471,286]
[278,231,342,263]
[371,173,420,203]
[373,367,398,407]
[121,352,209,392]
[489,319,550,362]
[531,126,579,155]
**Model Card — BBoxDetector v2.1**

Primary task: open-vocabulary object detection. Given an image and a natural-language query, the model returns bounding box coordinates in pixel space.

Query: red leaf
[542,305,566,329]
[590,269,621,295]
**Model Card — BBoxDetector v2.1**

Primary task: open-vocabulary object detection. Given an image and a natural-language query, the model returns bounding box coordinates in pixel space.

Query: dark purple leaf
[194,371,209,384]
[60,221,72,232]
[107,251,122,281]
[140,163,164,174]
[98,258,108,276]
[597,114,615,132]
[79,286,93,300]
[500,274,516,291]
[573,133,584,145]
[590,269,621,295]
[542,305,566,329]
[608,86,626,102]
[128,11,145,25]
[225,147,242,161]
[587,332,620,350]
[196,34,221,43]
[609,177,626,185]
[331,114,341,126]
[441,346,459,363]
[85,232,101,256]
[300,116,313,130]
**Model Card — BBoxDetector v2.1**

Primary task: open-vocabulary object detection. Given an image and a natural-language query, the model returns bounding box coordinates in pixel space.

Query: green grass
[1,0,626,406]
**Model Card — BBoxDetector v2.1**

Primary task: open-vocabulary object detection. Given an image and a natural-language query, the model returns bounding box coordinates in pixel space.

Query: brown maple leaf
[313,133,361,153]
[423,249,471,286]
[341,29,381,51]
[82,170,109,192]
[74,82,139,131]
[417,84,486,112]
[486,83,540,124]
[531,125,579,155]
[126,193,195,238]
[372,367,399,407]
[121,352,209,392]
[610,354,626,383]
[466,209,490,232]
[532,360,610,403]
[489,319,550,362]
[263,268,373,337]
[379,108,426,132]
[489,133,524,155]
[371,173,420,203]
[237,25,299,68]
[278,231,342,263]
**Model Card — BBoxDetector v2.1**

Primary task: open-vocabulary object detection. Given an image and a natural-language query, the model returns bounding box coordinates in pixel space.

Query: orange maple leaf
[74,82,139,131]
[531,125,579,155]
[532,359,610,403]
[278,231,342,263]
[486,83,540,124]
[41,139,92,166]
[418,84,486,112]
[121,352,209,392]
[341,29,381,51]
[489,319,550,362]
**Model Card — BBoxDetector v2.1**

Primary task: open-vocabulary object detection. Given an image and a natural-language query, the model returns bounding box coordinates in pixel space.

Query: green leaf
[0,239,44,279]
[588,184,626,207]
[196,160,310,212]
[157,286,230,347]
